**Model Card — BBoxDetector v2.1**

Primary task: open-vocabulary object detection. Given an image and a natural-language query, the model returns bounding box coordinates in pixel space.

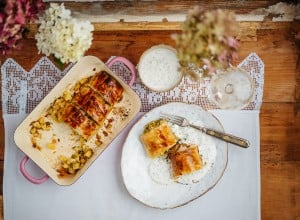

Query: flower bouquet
[35,3,94,65]
[0,0,45,55]
[172,6,239,80]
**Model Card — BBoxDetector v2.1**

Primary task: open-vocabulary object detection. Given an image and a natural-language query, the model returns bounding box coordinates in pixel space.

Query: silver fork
[160,112,250,148]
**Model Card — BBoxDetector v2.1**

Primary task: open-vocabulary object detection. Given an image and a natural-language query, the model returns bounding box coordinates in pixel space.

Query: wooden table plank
[44,0,287,24]
[61,0,283,15]
[261,161,297,219]
[260,103,298,162]
[296,162,300,220]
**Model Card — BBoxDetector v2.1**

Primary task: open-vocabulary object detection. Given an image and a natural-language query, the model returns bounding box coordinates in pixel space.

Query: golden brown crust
[61,102,99,140]
[88,71,124,105]
[72,86,111,125]
[168,143,203,178]
[140,119,178,158]
[47,71,124,141]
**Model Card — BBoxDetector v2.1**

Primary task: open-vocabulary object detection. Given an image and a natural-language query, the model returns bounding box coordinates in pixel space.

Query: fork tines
[160,112,183,124]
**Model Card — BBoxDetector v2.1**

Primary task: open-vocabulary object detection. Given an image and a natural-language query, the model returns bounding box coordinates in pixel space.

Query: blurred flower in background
[173,6,239,80]
[35,3,94,64]
[0,0,45,55]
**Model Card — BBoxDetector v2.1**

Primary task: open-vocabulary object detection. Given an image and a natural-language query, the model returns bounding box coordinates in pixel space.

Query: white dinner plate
[121,102,228,209]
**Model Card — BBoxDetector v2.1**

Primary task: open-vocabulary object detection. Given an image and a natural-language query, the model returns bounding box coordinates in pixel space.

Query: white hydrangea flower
[35,3,94,63]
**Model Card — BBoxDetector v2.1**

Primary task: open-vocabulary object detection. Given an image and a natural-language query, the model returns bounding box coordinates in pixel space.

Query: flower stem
[54,56,65,70]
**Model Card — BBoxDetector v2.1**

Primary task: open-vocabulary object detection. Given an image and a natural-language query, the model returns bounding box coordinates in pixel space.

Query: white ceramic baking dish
[14,56,141,185]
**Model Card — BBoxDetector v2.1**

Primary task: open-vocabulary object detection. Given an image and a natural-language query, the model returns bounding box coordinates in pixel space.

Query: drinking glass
[209,67,254,109]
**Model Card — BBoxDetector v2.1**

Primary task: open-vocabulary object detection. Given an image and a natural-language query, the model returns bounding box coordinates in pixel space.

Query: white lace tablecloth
[1,53,264,220]
[1,53,264,114]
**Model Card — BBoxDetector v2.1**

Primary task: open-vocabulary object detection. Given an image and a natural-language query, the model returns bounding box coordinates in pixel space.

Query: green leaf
[54,56,65,70]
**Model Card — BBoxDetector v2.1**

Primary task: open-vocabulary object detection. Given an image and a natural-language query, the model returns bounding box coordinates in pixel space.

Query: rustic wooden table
[0,1,299,219]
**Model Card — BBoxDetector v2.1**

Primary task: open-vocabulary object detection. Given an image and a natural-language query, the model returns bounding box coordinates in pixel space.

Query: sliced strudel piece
[140,119,178,158]
[88,71,123,105]
[168,143,203,178]
[61,102,98,139]
[72,86,111,125]
[48,97,98,139]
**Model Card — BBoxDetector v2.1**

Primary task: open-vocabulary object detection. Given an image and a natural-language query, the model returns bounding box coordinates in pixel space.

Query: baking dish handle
[106,56,136,87]
[20,156,49,184]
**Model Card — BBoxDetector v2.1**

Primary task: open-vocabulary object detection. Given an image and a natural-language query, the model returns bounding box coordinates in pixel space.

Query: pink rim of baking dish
[19,56,137,184]
[20,156,50,184]
[106,56,136,87]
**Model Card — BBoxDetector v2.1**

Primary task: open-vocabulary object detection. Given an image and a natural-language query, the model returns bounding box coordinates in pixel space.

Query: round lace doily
[1,53,264,114]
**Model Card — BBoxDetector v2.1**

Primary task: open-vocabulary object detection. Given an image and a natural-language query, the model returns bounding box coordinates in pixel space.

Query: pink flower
[173,6,240,79]
[0,0,45,54]
[218,51,228,63]
[226,36,239,50]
